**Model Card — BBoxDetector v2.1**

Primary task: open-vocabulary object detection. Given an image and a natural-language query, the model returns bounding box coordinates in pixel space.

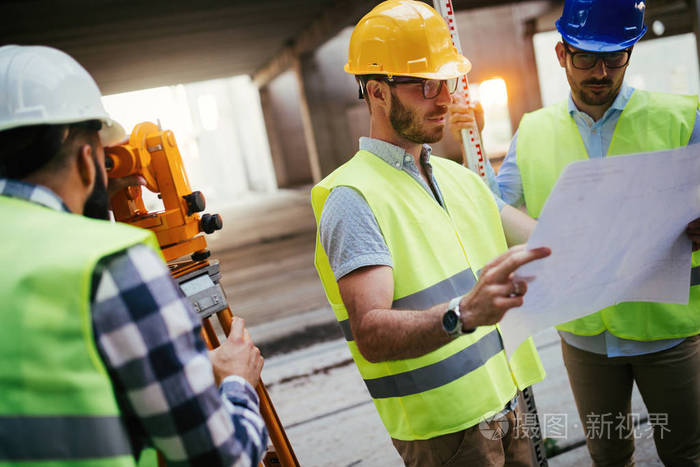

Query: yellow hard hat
[345,0,471,79]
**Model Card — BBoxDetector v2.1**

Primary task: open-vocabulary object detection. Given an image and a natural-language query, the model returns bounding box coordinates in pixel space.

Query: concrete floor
[208,188,665,466]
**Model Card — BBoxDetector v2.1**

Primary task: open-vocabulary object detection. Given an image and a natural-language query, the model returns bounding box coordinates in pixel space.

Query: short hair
[0,120,100,179]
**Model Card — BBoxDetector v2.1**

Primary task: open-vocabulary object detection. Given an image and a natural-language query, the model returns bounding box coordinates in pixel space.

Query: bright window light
[102,75,276,211]
[478,78,509,109]
[197,94,219,131]
[471,78,512,159]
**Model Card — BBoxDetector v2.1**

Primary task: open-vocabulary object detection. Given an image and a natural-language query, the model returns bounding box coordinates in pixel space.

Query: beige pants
[391,404,533,467]
[562,334,700,467]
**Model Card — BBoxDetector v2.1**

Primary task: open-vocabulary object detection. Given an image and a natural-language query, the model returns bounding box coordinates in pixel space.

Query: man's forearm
[346,246,550,363]
[353,303,453,362]
[500,204,536,246]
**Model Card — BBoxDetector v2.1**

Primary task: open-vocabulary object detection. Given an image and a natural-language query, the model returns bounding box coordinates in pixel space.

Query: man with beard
[0,45,268,466]
[450,0,700,464]
[311,1,551,465]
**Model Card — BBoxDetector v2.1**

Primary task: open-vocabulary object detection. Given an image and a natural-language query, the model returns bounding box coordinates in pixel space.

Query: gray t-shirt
[319,137,447,281]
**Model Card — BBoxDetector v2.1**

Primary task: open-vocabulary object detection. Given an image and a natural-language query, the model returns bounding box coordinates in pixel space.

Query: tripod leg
[210,308,299,466]
[201,318,221,347]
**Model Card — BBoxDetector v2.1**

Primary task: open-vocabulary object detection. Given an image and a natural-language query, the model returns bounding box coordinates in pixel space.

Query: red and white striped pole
[433,0,487,182]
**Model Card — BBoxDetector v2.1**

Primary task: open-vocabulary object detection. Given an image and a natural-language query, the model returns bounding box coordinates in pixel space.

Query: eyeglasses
[563,44,631,70]
[384,76,460,99]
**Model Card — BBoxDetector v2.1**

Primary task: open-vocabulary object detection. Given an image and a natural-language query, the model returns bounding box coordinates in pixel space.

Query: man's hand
[459,245,551,329]
[209,317,264,388]
[448,96,484,145]
[687,218,700,251]
[107,174,145,200]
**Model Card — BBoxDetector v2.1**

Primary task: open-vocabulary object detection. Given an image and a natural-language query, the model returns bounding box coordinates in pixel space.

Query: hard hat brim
[556,21,647,52]
[344,57,471,80]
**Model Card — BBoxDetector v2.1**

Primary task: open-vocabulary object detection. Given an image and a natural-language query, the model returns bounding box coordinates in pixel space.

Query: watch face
[442,309,459,332]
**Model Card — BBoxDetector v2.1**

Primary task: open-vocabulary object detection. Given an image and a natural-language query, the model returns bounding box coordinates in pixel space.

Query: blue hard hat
[556,0,648,52]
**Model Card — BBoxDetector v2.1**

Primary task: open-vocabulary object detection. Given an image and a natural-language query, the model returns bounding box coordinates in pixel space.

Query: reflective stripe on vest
[0,416,132,460]
[312,151,545,440]
[365,329,503,399]
[338,267,477,341]
[338,319,354,341]
[337,267,494,401]
[393,268,477,310]
[517,90,700,340]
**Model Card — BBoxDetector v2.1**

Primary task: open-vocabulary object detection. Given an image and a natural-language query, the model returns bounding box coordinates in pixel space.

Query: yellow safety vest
[0,195,160,466]
[517,89,700,339]
[311,151,545,441]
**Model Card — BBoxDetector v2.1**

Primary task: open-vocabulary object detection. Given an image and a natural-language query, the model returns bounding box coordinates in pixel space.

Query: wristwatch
[442,296,476,338]
[442,296,464,338]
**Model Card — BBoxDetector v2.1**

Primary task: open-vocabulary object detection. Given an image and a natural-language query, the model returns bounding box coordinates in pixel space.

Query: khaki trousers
[391,404,533,466]
[561,335,700,467]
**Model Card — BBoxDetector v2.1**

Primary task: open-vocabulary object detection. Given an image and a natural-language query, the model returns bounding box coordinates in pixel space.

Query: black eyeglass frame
[359,75,459,100]
[563,43,632,70]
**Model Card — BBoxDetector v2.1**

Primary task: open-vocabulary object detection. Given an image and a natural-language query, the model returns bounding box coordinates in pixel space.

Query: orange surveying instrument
[105,121,299,467]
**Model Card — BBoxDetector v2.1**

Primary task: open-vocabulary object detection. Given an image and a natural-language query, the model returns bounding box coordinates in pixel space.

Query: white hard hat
[0,45,125,146]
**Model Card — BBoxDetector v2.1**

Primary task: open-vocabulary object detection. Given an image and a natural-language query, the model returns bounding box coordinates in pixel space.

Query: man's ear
[76,143,96,191]
[555,42,567,68]
[366,80,390,113]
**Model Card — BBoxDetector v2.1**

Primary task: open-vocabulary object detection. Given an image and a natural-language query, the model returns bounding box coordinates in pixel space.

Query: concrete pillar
[298,27,360,178]
[293,57,323,183]
[258,70,314,188]
[259,85,290,188]
[256,28,361,186]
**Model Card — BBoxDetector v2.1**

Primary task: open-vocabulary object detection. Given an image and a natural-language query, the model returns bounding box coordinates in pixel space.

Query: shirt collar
[358,137,433,170]
[568,82,634,120]
[0,179,70,212]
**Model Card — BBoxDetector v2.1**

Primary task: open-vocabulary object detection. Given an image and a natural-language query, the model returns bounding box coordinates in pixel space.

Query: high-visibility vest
[0,195,161,466]
[311,151,545,441]
[517,89,700,339]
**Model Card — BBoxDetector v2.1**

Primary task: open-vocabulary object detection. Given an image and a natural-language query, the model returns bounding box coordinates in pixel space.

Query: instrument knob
[200,213,223,234]
[183,191,205,215]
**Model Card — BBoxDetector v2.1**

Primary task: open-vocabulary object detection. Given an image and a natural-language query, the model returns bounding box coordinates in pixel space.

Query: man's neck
[369,127,422,163]
[368,128,431,186]
[571,96,612,122]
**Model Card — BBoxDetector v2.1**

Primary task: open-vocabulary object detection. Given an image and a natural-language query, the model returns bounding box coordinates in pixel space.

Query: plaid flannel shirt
[0,179,268,467]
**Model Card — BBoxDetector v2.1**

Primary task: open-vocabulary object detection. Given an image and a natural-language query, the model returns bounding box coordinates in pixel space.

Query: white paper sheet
[500,144,700,355]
